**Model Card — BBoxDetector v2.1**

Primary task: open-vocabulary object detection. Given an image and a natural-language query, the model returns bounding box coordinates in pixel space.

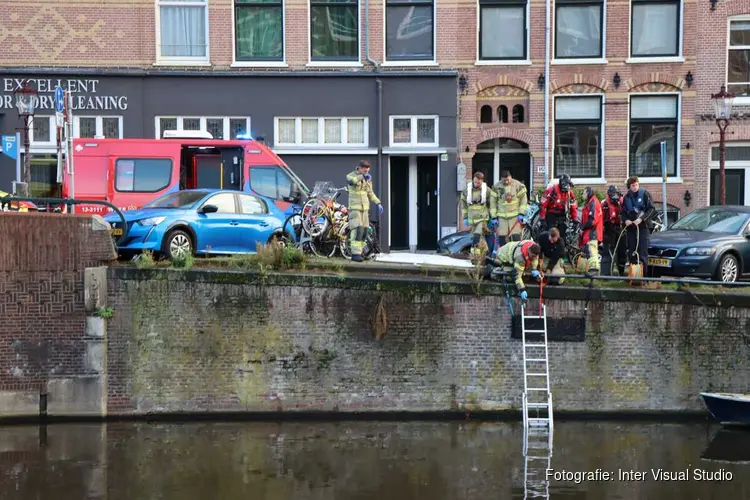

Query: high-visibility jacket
[493,179,528,219]
[460,181,497,224]
[540,184,579,221]
[346,170,380,211]
[494,240,539,289]
[580,195,603,245]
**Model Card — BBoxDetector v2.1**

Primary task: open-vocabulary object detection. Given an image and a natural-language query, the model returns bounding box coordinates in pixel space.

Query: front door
[194,192,240,253]
[389,156,410,250]
[710,169,746,205]
[417,156,438,250]
[498,153,531,191]
[472,153,494,185]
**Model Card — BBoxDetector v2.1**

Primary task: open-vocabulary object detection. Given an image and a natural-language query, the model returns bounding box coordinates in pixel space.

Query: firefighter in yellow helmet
[492,170,528,249]
[346,160,382,262]
[460,171,498,262]
[491,239,542,300]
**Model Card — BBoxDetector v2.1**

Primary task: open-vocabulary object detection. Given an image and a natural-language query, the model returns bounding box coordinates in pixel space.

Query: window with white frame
[479,0,527,61]
[554,96,603,178]
[630,0,680,58]
[629,95,678,177]
[273,117,368,147]
[310,0,359,61]
[728,19,750,98]
[157,0,208,61]
[29,116,55,146]
[75,116,123,139]
[385,0,434,61]
[389,116,438,147]
[155,117,251,140]
[555,0,603,59]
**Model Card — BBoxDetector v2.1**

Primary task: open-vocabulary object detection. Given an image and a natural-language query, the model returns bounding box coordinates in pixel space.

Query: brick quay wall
[1,213,749,420]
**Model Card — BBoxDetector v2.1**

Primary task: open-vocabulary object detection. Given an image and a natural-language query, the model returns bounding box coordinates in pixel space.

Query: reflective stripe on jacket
[460,182,496,224]
[346,170,380,211]
[493,179,528,219]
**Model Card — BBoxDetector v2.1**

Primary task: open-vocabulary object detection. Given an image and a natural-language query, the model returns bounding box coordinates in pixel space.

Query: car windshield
[669,209,750,234]
[143,191,207,209]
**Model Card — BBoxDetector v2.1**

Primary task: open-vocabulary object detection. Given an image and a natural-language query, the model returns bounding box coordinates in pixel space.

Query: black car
[647,205,750,282]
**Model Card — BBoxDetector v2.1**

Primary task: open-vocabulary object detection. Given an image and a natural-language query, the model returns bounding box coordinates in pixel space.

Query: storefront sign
[0,78,128,112]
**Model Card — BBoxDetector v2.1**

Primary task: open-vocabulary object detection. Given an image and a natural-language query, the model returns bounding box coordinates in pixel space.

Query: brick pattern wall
[695,0,750,208]
[0,214,116,395]
[105,269,750,415]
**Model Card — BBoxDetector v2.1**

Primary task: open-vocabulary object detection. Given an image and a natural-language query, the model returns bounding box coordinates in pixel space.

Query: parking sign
[54,86,65,113]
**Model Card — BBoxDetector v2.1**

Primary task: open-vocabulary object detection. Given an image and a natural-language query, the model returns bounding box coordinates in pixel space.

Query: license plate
[111,228,123,236]
[648,257,670,267]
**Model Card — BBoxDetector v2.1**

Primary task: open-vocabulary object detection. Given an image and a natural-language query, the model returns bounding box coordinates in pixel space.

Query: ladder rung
[525,358,547,362]
[525,343,546,347]
[526,372,547,376]
[526,402,548,408]
[527,388,548,391]
[522,315,545,319]
[523,329,547,333]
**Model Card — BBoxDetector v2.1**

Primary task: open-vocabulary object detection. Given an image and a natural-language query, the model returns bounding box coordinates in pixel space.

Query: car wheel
[164,229,193,260]
[714,253,739,283]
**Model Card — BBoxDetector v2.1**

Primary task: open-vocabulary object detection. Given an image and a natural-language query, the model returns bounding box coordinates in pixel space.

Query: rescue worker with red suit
[601,185,626,276]
[539,174,579,242]
[579,187,603,275]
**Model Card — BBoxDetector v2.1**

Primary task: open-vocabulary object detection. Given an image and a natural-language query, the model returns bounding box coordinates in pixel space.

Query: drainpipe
[543,0,551,187]
[365,0,384,247]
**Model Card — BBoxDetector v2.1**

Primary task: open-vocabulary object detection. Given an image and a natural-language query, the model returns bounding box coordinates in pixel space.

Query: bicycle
[339,219,380,260]
[301,182,347,238]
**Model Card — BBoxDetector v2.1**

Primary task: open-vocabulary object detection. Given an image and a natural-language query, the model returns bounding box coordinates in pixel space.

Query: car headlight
[136,216,166,227]
[684,247,716,256]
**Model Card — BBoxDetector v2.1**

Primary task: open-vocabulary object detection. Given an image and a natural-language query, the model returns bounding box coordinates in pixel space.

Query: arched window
[512,105,525,123]
[480,105,492,123]
[498,105,508,123]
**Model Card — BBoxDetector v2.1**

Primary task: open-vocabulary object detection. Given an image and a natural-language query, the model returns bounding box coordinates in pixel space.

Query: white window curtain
[481,7,525,59]
[160,0,207,58]
[347,119,365,144]
[278,119,296,143]
[324,119,342,144]
[301,119,319,143]
[632,3,678,56]
[630,96,677,119]
[555,97,601,120]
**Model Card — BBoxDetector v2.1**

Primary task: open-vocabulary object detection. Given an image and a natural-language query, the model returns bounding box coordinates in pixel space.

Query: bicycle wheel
[302,200,329,237]
[308,224,338,258]
[338,222,352,260]
[282,212,303,248]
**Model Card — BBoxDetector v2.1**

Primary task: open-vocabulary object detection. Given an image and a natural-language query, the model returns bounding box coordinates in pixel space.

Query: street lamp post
[711,85,736,205]
[14,82,38,197]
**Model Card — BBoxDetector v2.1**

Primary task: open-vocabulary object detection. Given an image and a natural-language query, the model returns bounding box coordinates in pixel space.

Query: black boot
[351,255,363,262]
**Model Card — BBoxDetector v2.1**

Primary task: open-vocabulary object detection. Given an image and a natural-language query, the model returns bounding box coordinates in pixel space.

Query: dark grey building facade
[0,71,458,251]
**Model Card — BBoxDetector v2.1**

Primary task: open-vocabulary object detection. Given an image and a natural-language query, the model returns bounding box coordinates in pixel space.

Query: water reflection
[523,425,552,499]
[0,421,749,500]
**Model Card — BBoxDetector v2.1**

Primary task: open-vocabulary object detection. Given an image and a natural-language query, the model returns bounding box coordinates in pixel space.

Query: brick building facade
[696,0,750,207]
[0,0,708,242]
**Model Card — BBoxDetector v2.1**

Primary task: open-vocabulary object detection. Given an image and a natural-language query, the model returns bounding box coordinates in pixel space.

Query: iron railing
[0,195,129,246]
[488,269,750,288]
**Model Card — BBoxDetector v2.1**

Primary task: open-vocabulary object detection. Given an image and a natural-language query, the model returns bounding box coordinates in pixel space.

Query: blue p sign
[54,86,64,113]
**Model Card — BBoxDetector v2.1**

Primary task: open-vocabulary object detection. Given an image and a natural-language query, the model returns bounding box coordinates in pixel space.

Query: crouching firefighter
[578,187,603,275]
[461,171,497,262]
[491,240,542,301]
[346,160,383,262]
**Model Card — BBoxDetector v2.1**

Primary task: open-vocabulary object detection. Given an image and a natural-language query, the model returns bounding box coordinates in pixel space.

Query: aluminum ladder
[523,424,552,499]
[521,303,554,433]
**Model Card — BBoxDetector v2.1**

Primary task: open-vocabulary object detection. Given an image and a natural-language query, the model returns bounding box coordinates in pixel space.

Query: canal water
[0,421,748,499]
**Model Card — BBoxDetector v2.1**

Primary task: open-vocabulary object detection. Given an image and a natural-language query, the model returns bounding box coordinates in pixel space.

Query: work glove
[488,218,498,230]
[377,204,383,216]
[463,218,469,227]
[517,214,525,224]
[531,270,541,280]
[520,290,528,301]
[363,173,372,181]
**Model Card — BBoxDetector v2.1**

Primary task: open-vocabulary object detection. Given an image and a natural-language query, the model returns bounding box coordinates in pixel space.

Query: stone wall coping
[108,267,750,308]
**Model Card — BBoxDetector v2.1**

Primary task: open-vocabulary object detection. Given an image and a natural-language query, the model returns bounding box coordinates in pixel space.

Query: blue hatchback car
[103,189,290,259]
